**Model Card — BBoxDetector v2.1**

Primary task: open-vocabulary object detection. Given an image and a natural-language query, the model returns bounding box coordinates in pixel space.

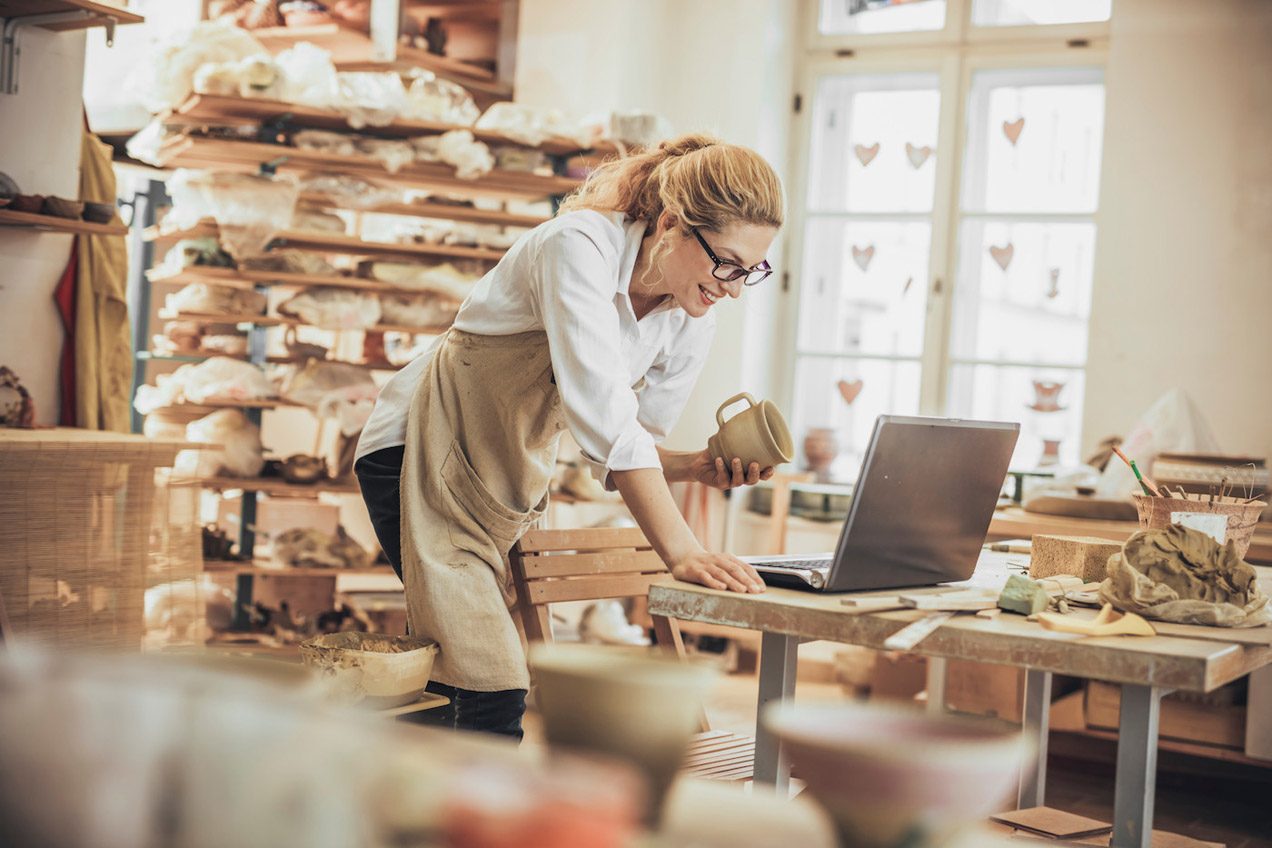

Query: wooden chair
[509,526,756,781]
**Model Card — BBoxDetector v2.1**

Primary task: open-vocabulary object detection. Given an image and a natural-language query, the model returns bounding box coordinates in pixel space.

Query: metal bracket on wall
[1,11,117,95]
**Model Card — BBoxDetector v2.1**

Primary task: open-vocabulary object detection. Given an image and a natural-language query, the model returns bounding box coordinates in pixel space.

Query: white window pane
[808,73,941,213]
[819,0,946,35]
[798,218,932,358]
[972,0,1111,27]
[962,68,1105,213]
[792,356,922,482]
[949,220,1095,366]
[947,363,1085,468]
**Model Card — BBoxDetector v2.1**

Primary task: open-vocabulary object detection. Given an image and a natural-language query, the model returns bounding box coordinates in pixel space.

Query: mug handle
[716,392,758,429]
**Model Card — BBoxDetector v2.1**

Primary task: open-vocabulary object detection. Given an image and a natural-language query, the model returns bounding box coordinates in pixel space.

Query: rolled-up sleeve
[531,226,663,478]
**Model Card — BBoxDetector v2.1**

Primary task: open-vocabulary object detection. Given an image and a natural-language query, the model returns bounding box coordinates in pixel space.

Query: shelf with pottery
[309,197,549,229]
[143,221,507,263]
[0,0,143,30]
[147,263,472,296]
[165,93,619,159]
[0,208,127,236]
[159,309,452,337]
[153,135,580,201]
[203,559,397,578]
[138,349,406,371]
[195,475,362,496]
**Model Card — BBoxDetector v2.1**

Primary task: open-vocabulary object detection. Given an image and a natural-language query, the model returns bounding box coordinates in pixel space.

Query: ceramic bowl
[530,644,716,825]
[82,201,116,223]
[299,632,438,708]
[764,701,1032,848]
[43,197,84,219]
[10,194,44,214]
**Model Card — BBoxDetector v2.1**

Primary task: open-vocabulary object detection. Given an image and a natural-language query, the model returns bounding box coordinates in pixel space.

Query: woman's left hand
[692,450,775,490]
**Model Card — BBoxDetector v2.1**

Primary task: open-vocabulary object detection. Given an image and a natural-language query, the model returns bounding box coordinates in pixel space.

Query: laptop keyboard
[764,557,832,571]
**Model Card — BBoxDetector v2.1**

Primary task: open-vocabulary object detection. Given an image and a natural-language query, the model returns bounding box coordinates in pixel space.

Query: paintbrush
[1111,445,1162,496]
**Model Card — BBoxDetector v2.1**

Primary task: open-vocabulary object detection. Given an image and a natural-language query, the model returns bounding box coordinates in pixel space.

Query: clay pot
[803,427,839,480]
[43,197,84,219]
[10,194,44,214]
[281,454,327,484]
[765,701,1032,848]
[82,201,115,223]
[706,392,794,470]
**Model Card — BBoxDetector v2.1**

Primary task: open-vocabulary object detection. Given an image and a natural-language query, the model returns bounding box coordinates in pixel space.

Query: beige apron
[400,329,567,691]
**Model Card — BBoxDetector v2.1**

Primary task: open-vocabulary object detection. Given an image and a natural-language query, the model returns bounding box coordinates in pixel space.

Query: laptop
[745,415,1020,593]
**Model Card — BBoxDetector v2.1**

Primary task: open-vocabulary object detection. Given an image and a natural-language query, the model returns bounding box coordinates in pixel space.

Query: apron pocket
[440,440,546,554]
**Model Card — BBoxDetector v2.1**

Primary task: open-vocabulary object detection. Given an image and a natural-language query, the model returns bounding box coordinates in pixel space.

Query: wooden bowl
[82,201,116,223]
[10,194,44,213]
[43,197,85,219]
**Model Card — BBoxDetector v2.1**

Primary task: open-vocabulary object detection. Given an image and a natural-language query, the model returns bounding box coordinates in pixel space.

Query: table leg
[754,632,799,791]
[926,657,947,714]
[1017,669,1052,809]
[1111,684,1164,848]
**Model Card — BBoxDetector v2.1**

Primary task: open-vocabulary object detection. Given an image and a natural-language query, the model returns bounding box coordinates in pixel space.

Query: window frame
[780,0,1110,470]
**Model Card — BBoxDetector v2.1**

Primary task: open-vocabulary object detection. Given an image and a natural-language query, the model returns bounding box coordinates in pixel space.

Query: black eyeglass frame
[692,228,773,287]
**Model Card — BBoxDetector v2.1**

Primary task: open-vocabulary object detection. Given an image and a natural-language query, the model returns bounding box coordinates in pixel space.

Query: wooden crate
[1085,681,1247,750]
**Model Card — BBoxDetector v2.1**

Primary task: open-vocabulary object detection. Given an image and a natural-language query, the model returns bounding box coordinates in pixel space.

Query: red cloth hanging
[54,242,79,426]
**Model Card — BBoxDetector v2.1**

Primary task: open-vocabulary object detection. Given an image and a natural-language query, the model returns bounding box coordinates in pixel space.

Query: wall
[0,27,88,425]
[1085,0,1272,462]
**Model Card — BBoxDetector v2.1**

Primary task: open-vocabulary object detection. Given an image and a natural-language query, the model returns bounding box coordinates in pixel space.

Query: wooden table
[989,506,1272,564]
[647,553,1272,848]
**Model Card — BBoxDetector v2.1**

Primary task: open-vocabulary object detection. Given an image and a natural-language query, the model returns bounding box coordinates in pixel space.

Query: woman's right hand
[671,550,766,594]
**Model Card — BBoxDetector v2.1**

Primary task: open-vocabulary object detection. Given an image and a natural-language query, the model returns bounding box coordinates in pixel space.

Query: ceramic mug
[707,392,794,470]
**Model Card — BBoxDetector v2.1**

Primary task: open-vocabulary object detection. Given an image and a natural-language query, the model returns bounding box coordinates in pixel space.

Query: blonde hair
[557,132,784,236]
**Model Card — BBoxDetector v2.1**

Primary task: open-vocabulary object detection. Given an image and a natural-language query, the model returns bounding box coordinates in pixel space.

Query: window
[787,1,1109,477]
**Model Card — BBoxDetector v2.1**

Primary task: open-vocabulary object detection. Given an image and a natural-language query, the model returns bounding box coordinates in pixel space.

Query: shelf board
[0,0,144,29]
[204,559,398,578]
[168,93,617,159]
[155,135,580,201]
[0,208,127,236]
[144,221,507,262]
[157,397,296,410]
[196,476,362,495]
[302,196,549,229]
[164,310,450,336]
[138,349,405,371]
[147,264,472,297]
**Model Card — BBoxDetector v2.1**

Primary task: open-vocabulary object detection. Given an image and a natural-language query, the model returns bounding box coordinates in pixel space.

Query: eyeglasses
[692,228,773,287]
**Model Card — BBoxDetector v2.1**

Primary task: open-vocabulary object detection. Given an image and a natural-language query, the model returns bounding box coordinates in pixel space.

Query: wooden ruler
[884,611,955,652]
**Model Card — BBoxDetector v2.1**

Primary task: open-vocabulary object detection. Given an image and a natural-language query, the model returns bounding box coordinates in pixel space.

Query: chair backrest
[508,526,683,656]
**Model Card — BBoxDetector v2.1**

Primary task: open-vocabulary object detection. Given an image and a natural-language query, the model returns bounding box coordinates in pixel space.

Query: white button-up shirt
[356,210,715,480]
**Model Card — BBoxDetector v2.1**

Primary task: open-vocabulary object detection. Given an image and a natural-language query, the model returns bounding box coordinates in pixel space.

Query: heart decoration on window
[837,379,864,405]
[853,143,880,167]
[905,142,933,169]
[1003,118,1025,146]
[988,243,1014,271]
[851,244,875,271]
[1047,267,1061,299]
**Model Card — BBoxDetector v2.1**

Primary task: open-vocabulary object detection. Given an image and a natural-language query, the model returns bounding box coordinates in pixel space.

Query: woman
[355,133,783,739]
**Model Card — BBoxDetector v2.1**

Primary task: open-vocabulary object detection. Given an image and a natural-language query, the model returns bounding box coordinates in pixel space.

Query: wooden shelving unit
[138,349,404,371]
[144,220,508,262]
[0,208,127,236]
[161,309,451,337]
[154,136,580,201]
[149,264,466,296]
[165,93,618,159]
[0,0,143,30]
[197,476,362,496]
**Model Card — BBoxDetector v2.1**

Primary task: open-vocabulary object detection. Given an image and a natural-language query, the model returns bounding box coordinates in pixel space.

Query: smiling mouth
[699,285,720,305]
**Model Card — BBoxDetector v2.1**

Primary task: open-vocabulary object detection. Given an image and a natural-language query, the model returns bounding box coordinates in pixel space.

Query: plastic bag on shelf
[379,293,460,330]
[274,42,339,109]
[294,129,357,156]
[354,138,415,174]
[242,249,337,276]
[359,260,478,301]
[331,72,407,129]
[1093,388,1223,499]
[164,283,268,317]
[491,145,549,174]
[474,102,591,148]
[298,173,402,210]
[290,202,347,234]
[278,360,379,435]
[402,70,480,126]
[134,357,276,415]
[130,21,269,113]
[411,130,492,180]
[152,237,235,278]
[192,56,283,100]
[124,119,172,167]
[167,170,300,260]
[178,409,266,479]
[277,288,382,330]
[273,526,371,570]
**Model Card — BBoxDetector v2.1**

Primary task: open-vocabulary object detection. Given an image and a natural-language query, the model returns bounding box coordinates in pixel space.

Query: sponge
[1029,534,1122,583]
[998,574,1050,616]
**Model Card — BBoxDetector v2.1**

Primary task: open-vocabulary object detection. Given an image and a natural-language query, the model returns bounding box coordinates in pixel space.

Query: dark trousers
[355,445,527,740]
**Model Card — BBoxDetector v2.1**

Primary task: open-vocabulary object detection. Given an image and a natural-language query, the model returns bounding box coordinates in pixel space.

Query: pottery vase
[1039,438,1061,467]
[803,427,839,481]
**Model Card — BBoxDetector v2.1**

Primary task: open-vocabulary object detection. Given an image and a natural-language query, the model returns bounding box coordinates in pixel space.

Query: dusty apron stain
[400,329,567,691]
